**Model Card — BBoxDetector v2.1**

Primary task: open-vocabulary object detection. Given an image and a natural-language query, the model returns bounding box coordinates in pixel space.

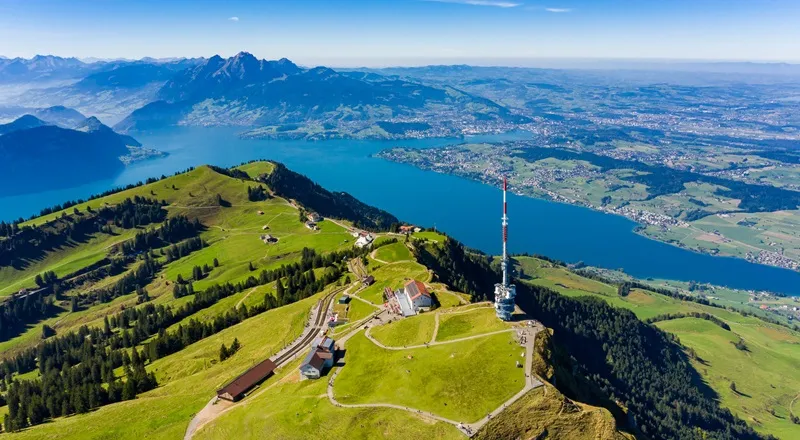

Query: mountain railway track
[271,286,341,366]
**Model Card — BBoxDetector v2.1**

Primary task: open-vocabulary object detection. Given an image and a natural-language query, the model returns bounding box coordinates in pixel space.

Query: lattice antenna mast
[494,176,516,321]
[502,176,509,287]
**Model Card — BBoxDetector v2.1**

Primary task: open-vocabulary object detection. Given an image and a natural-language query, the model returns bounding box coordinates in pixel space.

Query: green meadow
[334,331,524,423]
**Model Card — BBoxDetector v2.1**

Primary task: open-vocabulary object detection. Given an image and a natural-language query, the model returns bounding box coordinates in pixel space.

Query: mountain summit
[117,53,519,132]
[75,116,142,147]
[158,52,301,102]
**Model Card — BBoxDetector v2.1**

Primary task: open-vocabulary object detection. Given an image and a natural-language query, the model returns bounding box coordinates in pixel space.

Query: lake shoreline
[2,126,799,295]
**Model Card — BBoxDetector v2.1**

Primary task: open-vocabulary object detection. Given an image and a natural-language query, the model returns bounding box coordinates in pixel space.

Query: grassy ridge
[436,306,509,342]
[0,165,354,359]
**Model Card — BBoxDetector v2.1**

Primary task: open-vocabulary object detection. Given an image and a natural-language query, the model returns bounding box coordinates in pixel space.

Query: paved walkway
[365,326,515,351]
[329,318,544,437]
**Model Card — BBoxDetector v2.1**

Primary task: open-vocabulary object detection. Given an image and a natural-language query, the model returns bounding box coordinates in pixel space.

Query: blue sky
[0,0,798,65]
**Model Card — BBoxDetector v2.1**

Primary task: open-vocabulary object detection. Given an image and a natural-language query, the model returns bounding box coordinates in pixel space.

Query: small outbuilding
[307,212,322,223]
[217,358,277,402]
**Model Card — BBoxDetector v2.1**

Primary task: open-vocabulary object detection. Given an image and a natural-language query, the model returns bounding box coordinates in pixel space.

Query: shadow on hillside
[0,301,64,343]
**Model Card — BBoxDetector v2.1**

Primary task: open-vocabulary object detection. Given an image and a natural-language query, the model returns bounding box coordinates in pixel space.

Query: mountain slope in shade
[157,52,302,102]
[117,52,524,131]
[74,59,204,90]
[0,125,129,196]
[33,106,87,128]
[74,116,142,147]
[0,115,48,135]
[0,116,150,196]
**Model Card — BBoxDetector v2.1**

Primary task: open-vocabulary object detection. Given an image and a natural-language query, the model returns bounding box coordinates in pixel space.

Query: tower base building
[494,283,516,321]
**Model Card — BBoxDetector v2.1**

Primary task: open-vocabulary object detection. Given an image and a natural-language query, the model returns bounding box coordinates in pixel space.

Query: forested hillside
[261,162,399,231]
[414,236,777,440]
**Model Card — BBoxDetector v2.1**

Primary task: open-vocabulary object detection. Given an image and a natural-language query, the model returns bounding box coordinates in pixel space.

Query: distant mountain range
[75,59,204,90]
[0,114,156,196]
[0,55,204,84]
[0,55,90,82]
[5,57,205,125]
[1,53,527,136]
[0,115,47,136]
[115,52,526,132]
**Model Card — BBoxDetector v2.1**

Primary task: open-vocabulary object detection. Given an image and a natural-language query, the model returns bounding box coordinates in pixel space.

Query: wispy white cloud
[544,8,571,13]
[426,0,522,8]
[228,16,240,22]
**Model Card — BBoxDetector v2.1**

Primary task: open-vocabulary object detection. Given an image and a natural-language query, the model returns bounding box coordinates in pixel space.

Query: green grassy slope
[8,292,315,440]
[334,331,523,423]
[194,358,461,440]
[370,312,437,347]
[3,162,561,440]
[435,306,510,342]
[373,242,412,263]
[515,256,800,439]
[0,164,354,359]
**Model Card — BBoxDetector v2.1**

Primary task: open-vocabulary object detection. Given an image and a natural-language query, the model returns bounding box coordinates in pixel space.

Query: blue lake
[2,126,800,295]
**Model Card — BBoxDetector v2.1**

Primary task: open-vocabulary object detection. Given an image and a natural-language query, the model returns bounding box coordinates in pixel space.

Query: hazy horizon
[1,0,799,63]
[5,54,800,71]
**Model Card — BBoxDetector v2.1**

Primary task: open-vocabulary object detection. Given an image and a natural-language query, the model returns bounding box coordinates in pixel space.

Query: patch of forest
[0,197,167,269]
[260,161,399,231]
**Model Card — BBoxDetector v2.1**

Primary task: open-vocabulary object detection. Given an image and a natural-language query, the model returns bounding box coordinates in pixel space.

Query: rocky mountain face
[116,52,521,131]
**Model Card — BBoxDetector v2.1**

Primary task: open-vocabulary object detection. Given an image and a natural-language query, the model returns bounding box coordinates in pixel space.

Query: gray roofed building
[299,336,336,379]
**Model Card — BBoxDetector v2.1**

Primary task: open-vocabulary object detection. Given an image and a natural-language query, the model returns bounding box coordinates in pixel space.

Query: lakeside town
[377,144,800,272]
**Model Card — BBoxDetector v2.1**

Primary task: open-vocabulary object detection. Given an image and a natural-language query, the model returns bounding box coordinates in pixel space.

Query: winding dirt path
[235,287,258,309]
